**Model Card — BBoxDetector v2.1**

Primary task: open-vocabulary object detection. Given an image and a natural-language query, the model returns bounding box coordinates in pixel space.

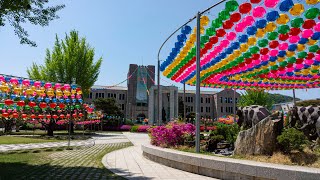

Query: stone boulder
[234,116,283,156]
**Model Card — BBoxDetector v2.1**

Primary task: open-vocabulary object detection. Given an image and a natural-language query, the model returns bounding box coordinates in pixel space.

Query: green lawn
[0,142,131,179]
[0,136,63,145]
[9,130,123,136]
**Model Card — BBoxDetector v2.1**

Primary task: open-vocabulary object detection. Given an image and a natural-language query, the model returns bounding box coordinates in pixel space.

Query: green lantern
[291,18,304,28]
[279,61,288,67]
[311,69,318,73]
[258,39,268,47]
[225,0,239,12]
[214,19,222,28]
[219,10,230,21]
[287,57,297,64]
[267,32,278,40]
[271,65,278,70]
[277,25,290,34]
[25,105,30,110]
[201,35,209,43]
[243,52,252,58]
[304,8,320,19]
[297,51,307,58]
[309,45,319,53]
[249,46,259,54]
[206,27,216,36]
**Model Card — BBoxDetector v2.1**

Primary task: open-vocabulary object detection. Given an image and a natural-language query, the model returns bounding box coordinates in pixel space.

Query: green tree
[0,0,65,46]
[238,90,273,110]
[27,30,102,96]
[93,98,123,116]
[178,97,184,119]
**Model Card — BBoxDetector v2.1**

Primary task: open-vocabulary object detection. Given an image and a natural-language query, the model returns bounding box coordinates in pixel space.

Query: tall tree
[238,90,273,110]
[93,98,123,116]
[27,30,102,96]
[0,0,65,46]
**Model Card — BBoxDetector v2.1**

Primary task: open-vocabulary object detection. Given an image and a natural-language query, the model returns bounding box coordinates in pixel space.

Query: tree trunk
[47,120,54,136]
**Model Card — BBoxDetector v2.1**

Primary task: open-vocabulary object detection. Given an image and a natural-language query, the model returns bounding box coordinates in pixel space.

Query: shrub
[215,123,240,144]
[149,123,195,147]
[124,119,134,125]
[130,125,139,132]
[277,128,308,153]
[119,125,132,131]
[137,125,150,132]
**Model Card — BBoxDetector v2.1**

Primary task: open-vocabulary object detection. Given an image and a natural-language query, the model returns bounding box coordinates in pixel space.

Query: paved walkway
[0,133,129,152]
[102,132,216,180]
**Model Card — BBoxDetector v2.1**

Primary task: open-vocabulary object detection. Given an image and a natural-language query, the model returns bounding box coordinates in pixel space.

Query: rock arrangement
[234,116,283,155]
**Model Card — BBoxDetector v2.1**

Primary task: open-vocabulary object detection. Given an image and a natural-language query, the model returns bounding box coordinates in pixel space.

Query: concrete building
[148,86,179,125]
[85,64,240,122]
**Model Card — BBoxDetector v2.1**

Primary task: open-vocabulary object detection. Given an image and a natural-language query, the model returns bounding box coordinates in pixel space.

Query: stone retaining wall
[142,144,320,180]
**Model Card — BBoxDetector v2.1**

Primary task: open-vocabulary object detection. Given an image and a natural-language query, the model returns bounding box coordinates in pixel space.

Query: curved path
[0,133,129,152]
[102,132,216,180]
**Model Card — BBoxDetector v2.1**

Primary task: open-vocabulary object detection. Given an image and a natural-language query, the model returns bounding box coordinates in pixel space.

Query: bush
[215,123,240,144]
[119,125,132,131]
[124,119,134,126]
[130,125,139,132]
[149,123,195,147]
[137,125,150,132]
[277,128,308,153]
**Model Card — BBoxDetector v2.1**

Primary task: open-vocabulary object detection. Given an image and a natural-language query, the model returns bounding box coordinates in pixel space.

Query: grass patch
[0,136,63,145]
[0,142,132,179]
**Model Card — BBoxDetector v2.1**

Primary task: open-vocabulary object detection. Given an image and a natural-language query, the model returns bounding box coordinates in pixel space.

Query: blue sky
[0,0,318,100]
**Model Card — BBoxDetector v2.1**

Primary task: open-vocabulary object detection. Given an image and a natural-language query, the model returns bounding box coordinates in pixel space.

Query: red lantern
[252,54,260,60]
[260,48,269,55]
[46,114,52,119]
[230,13,241,23]
[2,112,9,118]
[17,101,25,107]
[49,103,57,109]
[30,114,36,119]
[223,20,234,29]
[22,114,27,119]
[28,102,36,108]
[72,113,77,118]
[38,114,44,119]
[302,20,316,29]
[4,99,13,106]
[60,114,65,119]
[59,103,66,109]
[250,0,261,3]
[52,115,58,119]
[239,3,252,14]
[12,113,19,118]
[209,36,219,44]
[296,58,303,64]
[216,29,226,37]
[39,102,47,109]
[79,113,83,117]
[279,33,289,41]
[66,114,71,118]
[269,41,279,49]
[306,53,315,60]
[289,28,301,36]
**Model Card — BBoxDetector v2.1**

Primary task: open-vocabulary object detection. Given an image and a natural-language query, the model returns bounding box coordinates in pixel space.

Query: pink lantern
[226,32,236,41]
[10,78,18,85]
[55,83,61,89]
[305,60,314,66]
[301,29,313,38]
[265,0,280,8]
[44,82,52,89]
[0,76,4,82]
[252,6,266,18]
[63,84,71,90]
[278,43,288,50]
[289,36,300,43]
[34,81,41,87]
[22,79,30,86]
[314,22,320,32]
[270,49,279,56]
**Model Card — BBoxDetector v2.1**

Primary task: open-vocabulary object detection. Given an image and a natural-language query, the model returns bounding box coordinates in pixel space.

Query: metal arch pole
[157,60,161,126]
[195,12,201,153]
[293,89,296,106]
[233,88,236,119]
[183,83,186,122]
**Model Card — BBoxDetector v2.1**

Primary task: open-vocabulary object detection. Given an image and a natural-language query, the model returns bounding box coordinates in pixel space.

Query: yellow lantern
[286,51,295,57]
[265,22,277,32]
[31,86,36,91]
[247,37,257,46]
[200,16,210,26]
[56,90,63,96]
[36,89,42,95]
[297,44,305,51]
[307,39,317,45]
[64,90,71,96]
[240,44,249,52]
[276,14,290,24]
[306,0,319,5]
[1,84,9,92]
[256,28,266,38]
[289,4,304,16]
[77,90,82,95]
[71,89,76,94]
[26,88,33,95]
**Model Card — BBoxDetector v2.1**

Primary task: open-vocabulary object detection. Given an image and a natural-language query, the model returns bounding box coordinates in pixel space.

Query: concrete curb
[142,144,320,180]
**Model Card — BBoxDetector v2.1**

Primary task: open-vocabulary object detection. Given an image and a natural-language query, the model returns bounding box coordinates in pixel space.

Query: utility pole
[195,12,201,153]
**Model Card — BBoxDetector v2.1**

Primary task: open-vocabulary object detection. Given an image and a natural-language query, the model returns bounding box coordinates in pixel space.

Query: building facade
[84,64,240,121]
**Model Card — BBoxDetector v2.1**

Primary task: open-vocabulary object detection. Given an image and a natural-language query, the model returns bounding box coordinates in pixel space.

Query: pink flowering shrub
[148,123,195,147]
[120,125,132,131]
[137,125,150,132]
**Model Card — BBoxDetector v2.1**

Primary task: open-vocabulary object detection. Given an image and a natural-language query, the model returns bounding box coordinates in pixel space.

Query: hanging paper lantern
[38,114,44,119]
[17,101,25,107]
[4,99,13,106]
[60,114,65,119]
[22,114,27,119]
[39,102,47,109]
[230,13,241,22]
[49,103,57,109]
[28,101,36,108]
[305,8,320,19]
[12,113,18,118]
[289,4,304,16]
[279,33,289,41]
[302,19,316,29]
[66,114,71,118]
[276,14,290,25]
[253,6,266,18]
[72,113,77,118]
[239,3,251,14]
[59,103,66,109]
[52,115,58,119]
[30,114,36,119]
[306,0,319,5]
[265,0,280,8]
[2,112,9,118]
[225,0,239,12]
[79,113,83,117]
[46,114,51,119]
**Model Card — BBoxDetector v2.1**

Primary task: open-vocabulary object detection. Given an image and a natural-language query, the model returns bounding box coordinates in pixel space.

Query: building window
[226,107,228,113]
[89,93,92,99]
[108,93,111,98]
[190,106,193,112]
[201,97,203,103]
[122,104,125,110]
[221,106,223,113]
[191,97,193,103]
[235,98,238,103]
[95,93,98,99]
[102,93,105,98]
[230,98,233,103]
[231,107,233,113]
[201,107,203,113]
[114,94,116,99]
[187,97,190,102]
[225,98,227,103]
[207,98,210,104]
[220,97,223,103]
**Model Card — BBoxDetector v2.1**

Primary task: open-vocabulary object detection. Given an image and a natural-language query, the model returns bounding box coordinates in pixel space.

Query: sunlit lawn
[0,136,63,145]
